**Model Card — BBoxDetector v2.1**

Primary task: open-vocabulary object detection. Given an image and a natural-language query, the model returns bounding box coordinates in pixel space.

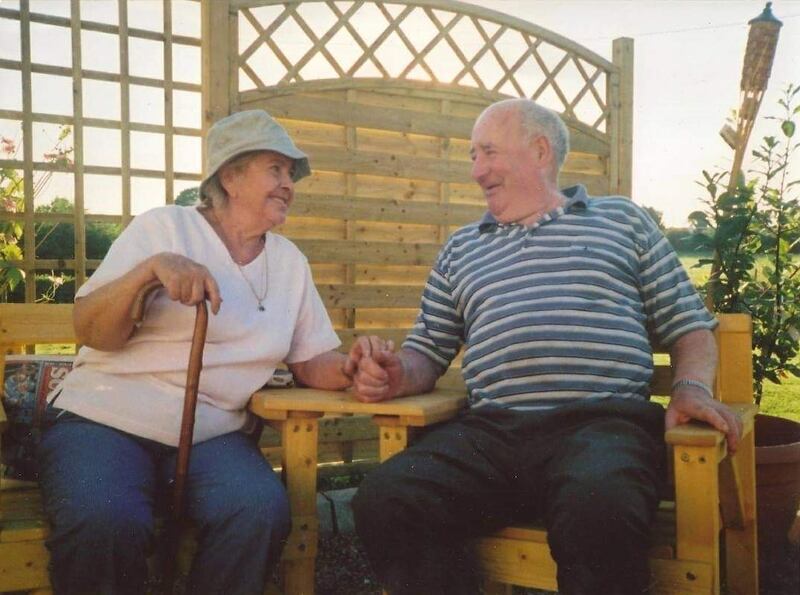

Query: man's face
[469,107,545,223]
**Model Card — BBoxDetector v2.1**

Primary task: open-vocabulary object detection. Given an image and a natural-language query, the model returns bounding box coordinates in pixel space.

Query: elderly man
[350,98,742,595]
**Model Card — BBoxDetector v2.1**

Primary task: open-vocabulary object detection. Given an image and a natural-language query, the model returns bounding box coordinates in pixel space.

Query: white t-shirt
[52,205,340,446]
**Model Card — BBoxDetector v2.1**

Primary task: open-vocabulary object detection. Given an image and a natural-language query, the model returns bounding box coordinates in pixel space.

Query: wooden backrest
[0,303,752,404]
[0,304,78,399]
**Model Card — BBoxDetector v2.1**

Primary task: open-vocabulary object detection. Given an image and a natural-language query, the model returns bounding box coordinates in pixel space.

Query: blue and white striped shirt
[404,185,717,410]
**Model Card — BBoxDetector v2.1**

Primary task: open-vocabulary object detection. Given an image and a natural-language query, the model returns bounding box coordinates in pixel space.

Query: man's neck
[514,188,565,227]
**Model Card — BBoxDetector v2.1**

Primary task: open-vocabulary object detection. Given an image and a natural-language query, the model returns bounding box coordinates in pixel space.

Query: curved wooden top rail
[235,0,614,70]
[233,0,621,133]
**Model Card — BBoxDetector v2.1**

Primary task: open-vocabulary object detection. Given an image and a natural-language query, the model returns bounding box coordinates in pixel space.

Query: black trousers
[352,397,666,595]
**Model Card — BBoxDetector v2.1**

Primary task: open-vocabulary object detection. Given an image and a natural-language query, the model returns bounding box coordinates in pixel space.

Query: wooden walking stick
[131,279,209,592]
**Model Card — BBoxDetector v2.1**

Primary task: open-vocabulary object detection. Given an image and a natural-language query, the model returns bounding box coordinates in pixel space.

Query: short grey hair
[484,99,570,170]
[199,150,262,209]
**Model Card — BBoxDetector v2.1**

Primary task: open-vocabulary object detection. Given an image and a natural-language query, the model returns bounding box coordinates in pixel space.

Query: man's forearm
[669,328,717,393]
[394,347,444,398]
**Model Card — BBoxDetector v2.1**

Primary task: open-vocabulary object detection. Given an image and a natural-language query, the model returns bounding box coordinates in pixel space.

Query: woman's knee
[199,472,291,543]
[51,494,154,553]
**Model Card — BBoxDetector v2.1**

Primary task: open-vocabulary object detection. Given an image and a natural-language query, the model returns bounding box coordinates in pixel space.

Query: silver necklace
[236,242,268,311]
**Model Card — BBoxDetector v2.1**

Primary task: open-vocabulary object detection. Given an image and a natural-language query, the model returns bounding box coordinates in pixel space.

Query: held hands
[343,337,403,403]
[149,252,222,314]
[665,386,743,453]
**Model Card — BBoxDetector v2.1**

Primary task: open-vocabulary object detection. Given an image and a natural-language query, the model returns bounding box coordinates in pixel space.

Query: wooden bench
[0,300,379,594]
[249,313,759,595]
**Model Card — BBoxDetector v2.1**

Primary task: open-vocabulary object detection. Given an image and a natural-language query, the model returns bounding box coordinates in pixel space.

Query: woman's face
[223,151,296,230]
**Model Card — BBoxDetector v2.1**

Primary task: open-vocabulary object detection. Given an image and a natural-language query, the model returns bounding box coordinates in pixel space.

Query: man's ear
[531,134,554,168]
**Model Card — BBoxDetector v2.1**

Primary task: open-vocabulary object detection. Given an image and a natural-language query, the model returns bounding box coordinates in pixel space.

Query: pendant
[258,304,265,312]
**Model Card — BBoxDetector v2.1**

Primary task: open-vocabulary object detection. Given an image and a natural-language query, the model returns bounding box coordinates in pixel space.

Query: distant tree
[34,198,120,261]
[642,205,666,231]
[175,186,200,206]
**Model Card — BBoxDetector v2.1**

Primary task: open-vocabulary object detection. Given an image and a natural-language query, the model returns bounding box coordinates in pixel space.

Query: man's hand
[342,336,394,381]
[665,386,743,452]
[351,350,406,403]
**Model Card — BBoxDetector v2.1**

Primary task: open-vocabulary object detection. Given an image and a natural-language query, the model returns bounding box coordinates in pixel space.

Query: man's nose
[471,157,486,182]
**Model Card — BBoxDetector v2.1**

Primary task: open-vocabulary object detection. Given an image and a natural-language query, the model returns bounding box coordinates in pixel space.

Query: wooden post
[280,412,322,595]
[715,314,754,405]
[20,0,34,302]
[610,37,633,198]
[163,0,175,205]
[375,416,409,462]
[201,0,233,153]
[673,443,723,594]
[70,0,86,289]
[118,0,131,227]
[724,428,759,595]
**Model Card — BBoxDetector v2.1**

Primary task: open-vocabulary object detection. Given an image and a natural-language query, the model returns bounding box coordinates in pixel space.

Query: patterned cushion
[2,355,74,480]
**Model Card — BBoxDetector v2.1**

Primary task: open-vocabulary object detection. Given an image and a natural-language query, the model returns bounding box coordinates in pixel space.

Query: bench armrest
[664,403,757,447]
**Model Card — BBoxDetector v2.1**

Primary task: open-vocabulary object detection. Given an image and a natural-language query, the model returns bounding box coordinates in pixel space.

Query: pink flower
[1,137,15,155]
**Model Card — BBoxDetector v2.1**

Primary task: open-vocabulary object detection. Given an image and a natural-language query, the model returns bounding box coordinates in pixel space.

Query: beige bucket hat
[199,110,310,198]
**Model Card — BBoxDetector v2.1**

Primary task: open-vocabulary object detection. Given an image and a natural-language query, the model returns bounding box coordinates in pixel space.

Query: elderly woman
[37,110,377,594]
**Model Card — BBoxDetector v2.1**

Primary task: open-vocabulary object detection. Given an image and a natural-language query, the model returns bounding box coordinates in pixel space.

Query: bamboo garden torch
[707,2,782,307]
[720,2,783,193]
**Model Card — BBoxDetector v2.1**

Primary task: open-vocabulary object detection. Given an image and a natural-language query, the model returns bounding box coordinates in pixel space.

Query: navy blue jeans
[353,397,666,595]
[37,413,290,595]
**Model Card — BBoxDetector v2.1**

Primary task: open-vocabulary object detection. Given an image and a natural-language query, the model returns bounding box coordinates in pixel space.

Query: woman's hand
[149,253,222,314]
[288,336,393,392]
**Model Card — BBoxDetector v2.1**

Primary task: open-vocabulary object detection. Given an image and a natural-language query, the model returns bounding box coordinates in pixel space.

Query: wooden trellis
[0,0,204,301]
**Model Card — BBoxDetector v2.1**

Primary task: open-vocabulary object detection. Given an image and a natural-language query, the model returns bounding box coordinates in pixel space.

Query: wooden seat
[0,302,372,594]
[249,313,759,594]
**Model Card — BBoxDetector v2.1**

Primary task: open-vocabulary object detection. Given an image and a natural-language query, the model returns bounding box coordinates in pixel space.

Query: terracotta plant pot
[755,413,800,544]
[754,414,800,593]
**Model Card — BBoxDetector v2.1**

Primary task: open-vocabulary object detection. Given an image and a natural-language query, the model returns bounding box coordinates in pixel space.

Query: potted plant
[689,83,800,592]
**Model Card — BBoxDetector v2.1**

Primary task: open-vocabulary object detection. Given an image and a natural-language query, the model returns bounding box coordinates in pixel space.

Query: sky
[462,0,800,227]
[1,0,798,227]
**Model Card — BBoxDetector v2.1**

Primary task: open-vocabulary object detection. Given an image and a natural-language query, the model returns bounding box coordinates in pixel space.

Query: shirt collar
[478,184,589,233]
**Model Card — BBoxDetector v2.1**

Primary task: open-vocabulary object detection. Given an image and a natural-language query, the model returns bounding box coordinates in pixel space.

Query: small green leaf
[781,120,796,138]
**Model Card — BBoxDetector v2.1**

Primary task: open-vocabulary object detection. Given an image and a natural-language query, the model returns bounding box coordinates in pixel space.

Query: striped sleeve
[402,259,464,369]
[638,216,717,346]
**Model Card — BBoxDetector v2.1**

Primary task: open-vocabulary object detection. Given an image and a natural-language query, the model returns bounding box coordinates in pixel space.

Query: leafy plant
[0,126,76,302]
[689,84,800,403]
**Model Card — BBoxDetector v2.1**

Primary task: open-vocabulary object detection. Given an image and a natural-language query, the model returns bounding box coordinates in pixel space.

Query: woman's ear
[218,165,239,200]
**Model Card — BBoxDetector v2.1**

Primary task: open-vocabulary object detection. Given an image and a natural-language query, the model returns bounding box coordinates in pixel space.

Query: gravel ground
[314,531,799,595]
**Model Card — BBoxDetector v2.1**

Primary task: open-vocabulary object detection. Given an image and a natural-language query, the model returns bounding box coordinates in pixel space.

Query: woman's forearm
[288,351,352,390]
[73,257,159,351]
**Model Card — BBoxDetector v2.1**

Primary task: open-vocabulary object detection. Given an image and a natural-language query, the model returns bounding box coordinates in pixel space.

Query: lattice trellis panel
[0,0,204,301]
[235,0,613,133]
